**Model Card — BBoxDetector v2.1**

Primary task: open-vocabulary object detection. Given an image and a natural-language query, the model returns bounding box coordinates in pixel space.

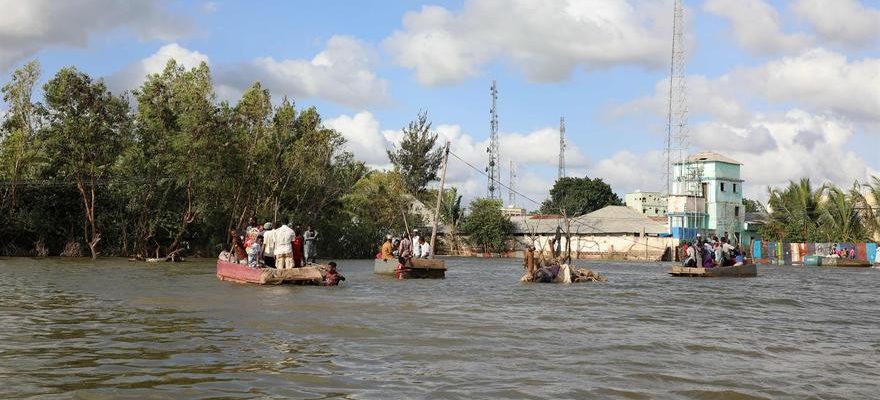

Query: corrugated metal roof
[512,206,668,235]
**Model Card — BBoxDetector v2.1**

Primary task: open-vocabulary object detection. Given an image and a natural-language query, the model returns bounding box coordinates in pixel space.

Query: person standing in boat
[683,241,696,267]
[418,236,431,258]
[292,229,305,268]
[248,235,264,267]
[229,228,248,263]
[274,221,294,269]
[380,235,394,261]
[411,229,422,258]
[304,226,318,263]
[262,222,276,268]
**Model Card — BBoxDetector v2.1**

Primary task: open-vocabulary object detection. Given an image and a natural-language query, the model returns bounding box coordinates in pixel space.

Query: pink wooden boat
[216,260,324,285]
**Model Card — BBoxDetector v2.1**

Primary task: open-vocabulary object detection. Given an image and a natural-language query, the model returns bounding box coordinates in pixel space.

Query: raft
[216,260,324,285]
[373,258,446,279]
[669,264,757,277]
[818,257,871,268]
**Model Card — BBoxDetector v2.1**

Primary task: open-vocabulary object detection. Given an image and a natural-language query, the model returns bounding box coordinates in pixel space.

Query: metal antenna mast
[487,80,500,199]
[664,0,688,196]
[508,160,517,207]
[558,116,566,180]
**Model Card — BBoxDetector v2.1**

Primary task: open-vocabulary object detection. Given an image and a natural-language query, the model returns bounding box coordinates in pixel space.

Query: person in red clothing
[292,230,304,268]
[323,262,346,286]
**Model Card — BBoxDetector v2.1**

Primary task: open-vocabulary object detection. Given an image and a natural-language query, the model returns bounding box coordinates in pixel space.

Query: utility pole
[430,141,451,258]
[558,116,566,180]
[487,80,500,199]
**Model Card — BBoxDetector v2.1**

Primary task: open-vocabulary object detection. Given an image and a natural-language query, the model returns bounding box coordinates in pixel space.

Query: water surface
[1,257,878,399]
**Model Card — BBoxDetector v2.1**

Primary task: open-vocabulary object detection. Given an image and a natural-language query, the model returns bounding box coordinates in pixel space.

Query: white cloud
[609,74,750,124]
[740,48,880,120]
[218,36,390,108]
[324,111,394,168]
[592,150,666,194]
[704,0,811,55]
[0,0,191,71]
[202,1,219,14]
[107,43,209,92]
[383,0,673,85]
[793,0,880,47]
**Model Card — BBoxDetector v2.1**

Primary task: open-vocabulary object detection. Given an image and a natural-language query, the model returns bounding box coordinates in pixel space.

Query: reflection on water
[1,257,879,399]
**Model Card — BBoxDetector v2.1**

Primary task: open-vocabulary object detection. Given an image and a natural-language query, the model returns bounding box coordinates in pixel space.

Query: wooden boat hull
[373,258,446,279]
[669,264,757,277]
[818,257,871,268]
[217,260,323,285]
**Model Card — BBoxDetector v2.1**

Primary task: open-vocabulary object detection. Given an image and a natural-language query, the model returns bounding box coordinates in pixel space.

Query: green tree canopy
[539,176,622,216]
[386,111,443,194]
[460,198,515,253]
[742,197,766,213]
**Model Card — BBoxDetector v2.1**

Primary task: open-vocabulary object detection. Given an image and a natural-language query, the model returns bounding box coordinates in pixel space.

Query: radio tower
[487,80,500,199]
[664,0,688,196]
[508,160,517,207]
[558,116,566,180]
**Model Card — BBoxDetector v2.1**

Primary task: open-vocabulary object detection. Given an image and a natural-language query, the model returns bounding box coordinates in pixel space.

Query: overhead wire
[448,150,675,253]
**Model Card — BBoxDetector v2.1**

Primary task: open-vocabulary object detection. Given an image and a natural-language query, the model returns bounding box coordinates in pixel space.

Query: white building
[624,190,667,217]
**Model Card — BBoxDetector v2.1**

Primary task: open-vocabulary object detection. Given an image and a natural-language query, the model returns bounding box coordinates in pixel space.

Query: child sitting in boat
[323,262,345,286]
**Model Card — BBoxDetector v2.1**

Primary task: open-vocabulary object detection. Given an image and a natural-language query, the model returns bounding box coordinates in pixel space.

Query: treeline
[0,60,441,258]
[761,178,880,243]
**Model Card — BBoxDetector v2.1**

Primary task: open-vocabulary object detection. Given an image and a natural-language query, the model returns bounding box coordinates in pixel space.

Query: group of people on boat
[828,245,857,259]
[220,218,342,285]
[681,235,744,268]
[377,229,433,279]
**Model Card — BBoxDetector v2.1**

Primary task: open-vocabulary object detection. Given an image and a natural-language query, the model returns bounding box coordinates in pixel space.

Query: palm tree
[851,176,880,240]
[764,178,825,242]
[818,185,868,243]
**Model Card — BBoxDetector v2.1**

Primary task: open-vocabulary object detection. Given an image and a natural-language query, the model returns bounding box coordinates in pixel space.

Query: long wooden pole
[430,142,451,259]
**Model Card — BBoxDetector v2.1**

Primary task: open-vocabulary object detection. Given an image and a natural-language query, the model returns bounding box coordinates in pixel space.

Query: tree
[742,197,766,213]
[852,176,880,240]
[762,178,825,242]
[817,185,868,243]
[386,111,443,194]
[460,198,515,253]
[539,176,622,216]
[0,60,42,214]
[42,67,131,258]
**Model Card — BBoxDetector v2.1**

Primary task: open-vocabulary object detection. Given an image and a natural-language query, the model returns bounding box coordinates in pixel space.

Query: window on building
[735,206,740,217]
[721,182,726,192]
[733,183,738,193]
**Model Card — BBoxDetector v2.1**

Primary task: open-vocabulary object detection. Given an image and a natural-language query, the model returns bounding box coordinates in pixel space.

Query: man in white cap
[411,229,421,258]
[262,222,276,268]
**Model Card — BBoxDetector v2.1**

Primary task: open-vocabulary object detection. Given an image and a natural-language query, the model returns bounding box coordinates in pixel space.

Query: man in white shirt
[262,222,276,268]
[411,229,421,258]
[419,236,431,259]
[274,221,295,269]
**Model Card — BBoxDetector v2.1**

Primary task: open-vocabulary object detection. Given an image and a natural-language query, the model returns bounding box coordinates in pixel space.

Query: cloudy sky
[1,0,878,210]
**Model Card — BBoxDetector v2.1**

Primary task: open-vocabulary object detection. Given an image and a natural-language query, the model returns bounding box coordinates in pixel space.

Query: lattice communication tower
[487,80,500,199]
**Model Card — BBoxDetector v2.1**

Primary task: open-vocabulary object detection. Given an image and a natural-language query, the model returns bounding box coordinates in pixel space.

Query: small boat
[374,258,446,279]
[817,257,871,268]
[217,260,324,285]
[669,264,757,277]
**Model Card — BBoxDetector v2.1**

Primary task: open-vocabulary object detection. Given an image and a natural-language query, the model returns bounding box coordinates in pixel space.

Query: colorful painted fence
[751,240,880,265]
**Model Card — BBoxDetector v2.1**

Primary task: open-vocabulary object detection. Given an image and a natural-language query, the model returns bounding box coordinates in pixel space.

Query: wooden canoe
[818,257,871,268]
[216,260,323,285]
[669,264,757,277]
[373,258,446,279]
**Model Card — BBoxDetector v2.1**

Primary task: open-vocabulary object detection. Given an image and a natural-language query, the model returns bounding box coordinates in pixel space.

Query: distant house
[509,206,674,261]
[624,190,667,217]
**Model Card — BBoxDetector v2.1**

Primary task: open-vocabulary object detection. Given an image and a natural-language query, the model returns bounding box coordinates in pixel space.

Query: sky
[1,0,878,211]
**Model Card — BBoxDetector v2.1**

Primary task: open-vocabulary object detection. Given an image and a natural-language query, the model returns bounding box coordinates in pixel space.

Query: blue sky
[2,0,878,210]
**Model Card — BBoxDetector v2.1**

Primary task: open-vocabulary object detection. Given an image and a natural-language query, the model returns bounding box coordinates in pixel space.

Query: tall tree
[818,185,868,243]
[539,176,622,216]
[42,67,131,258]
[0,60,42,213]
[460,198,515,253]
[386,111,443,194]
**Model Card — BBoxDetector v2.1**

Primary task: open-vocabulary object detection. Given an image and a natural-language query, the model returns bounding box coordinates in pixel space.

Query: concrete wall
[512,234,677,261]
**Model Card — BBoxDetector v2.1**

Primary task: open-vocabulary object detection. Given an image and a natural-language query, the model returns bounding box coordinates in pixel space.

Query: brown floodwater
[1,257,878,399]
